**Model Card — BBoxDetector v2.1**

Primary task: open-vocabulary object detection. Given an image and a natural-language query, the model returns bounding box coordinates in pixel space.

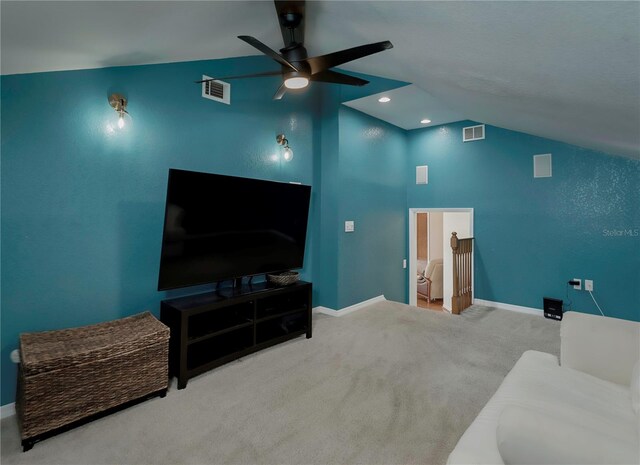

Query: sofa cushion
[447,350,637,465]
[497,405,639,465]
[561,312,640,386]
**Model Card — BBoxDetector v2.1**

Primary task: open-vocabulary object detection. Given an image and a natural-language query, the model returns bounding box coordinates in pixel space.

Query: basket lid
[19,312,169,376]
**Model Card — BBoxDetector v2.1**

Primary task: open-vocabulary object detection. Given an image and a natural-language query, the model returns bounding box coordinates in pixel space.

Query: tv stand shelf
[160,281,312,389]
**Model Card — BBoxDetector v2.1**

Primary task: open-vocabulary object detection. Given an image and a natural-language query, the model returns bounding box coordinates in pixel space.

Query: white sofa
[447,311,640,465]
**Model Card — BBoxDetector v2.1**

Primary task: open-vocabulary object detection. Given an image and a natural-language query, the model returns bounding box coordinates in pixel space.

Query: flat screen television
[157,169,311,291]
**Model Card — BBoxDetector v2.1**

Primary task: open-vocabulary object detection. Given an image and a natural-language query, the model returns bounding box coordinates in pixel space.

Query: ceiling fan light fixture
[284,76,309,89]
[201,2,393,101]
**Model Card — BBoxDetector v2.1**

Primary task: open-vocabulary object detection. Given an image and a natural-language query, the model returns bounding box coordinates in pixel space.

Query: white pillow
[631,360,640,414]
[496,405,638,465]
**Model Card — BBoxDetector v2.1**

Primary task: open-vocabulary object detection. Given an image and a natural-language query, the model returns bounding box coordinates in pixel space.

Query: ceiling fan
[196,0,393,100]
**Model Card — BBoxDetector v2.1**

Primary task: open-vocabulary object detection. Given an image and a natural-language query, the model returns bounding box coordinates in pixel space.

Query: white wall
[442,212,472,312]
[428,212,443,261]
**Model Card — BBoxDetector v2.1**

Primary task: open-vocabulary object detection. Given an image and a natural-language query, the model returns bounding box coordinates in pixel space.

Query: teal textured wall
[314,90,341,310]
[336,107,407,308]
[0,59,406,405]
[407,121,640,321]
[0,56,321,405]
[313,87,409,310]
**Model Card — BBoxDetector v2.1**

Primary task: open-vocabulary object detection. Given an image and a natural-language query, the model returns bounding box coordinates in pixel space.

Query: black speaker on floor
[543,297,563,321]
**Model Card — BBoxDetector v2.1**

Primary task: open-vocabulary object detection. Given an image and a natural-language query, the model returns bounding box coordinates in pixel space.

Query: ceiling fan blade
[274,1,305,47]
[238,35,298,72]
[310,70,369,87]
[306,41,393,75]
[195,70,282,84]
[273,83,287,100]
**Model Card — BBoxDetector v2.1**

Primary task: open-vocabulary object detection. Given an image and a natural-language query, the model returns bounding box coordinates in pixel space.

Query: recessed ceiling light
[378,97,391,103]
[420,119,432,124]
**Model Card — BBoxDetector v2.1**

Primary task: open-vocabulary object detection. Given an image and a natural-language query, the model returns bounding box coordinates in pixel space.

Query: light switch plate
[345,221,355,232]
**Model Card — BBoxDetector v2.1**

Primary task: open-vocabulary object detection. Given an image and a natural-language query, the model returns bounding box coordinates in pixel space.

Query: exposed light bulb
[283,146,294,161]
[378,96,391,103]
[284,77,309,89]
[117,114,125,129]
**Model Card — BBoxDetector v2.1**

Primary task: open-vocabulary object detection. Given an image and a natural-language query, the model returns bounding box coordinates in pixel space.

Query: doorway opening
[409,208,474,313]
[416,212,444,311]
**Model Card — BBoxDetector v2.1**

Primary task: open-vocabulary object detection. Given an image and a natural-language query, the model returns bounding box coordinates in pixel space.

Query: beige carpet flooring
[1,301,560,465]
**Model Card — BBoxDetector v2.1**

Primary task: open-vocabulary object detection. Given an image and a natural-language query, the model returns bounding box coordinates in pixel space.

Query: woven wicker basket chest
[16,311,169,451]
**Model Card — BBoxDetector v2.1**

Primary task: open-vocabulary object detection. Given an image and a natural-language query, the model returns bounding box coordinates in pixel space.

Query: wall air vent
[463,124,485,142]
[533,153,552,178]
[416,165,428,184]
[201,75,231,105]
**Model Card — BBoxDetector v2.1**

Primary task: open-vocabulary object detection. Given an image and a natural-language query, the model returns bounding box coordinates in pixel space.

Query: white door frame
[409,208,474,311]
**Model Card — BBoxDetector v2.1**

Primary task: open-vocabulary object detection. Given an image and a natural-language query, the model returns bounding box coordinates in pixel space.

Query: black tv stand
[160,281,312,389]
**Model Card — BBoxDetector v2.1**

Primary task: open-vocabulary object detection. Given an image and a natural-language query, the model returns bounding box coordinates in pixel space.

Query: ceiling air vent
[201,75,230,105]
[463,124,485,142]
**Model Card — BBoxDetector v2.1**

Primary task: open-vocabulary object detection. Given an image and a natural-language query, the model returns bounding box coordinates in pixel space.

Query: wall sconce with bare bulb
[109,93,130,129]
[276,134,293,161]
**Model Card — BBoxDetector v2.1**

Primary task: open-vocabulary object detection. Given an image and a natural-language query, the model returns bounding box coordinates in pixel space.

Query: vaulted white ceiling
[2,1,638,159]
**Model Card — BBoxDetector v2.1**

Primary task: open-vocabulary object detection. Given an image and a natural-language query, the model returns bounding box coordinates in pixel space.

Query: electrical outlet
[402,259,407,269]
[585,280,593,292]
[573,278,581,290]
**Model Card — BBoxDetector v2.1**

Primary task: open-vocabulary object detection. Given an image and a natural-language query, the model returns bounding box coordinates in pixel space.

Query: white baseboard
[1,402,16,419]
[473,298,541,316]
[313,295,386,317]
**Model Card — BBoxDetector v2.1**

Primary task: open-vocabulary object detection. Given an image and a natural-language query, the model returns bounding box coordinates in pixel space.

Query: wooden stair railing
[450,232,474,314]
